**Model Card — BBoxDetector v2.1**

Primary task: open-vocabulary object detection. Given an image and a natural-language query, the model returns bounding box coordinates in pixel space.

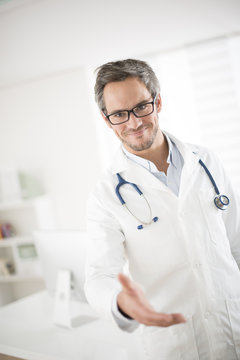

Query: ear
[101,111,112,129]
[156,94,162,113]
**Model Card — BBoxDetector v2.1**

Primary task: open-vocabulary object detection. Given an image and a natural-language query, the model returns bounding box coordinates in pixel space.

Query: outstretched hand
[117,273,186,327]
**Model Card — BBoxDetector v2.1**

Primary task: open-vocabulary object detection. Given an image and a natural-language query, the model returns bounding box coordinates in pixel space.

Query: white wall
[1,0,240,87]
[1,0,240,229]
[0,68,101,229]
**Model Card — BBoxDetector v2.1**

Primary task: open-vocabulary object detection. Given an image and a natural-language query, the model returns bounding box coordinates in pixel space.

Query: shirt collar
[121,132,178,173]
[165,133,177,169]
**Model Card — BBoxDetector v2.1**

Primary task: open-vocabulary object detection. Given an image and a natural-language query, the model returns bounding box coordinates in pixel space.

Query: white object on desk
[34,230,96,328]
[0,290,145,360]
[54,268,72,328]
[54,268,97,328]
[33,230,87,302]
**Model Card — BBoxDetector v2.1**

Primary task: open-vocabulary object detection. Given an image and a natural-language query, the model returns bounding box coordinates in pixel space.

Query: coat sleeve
[84,187,126,321]
[221,165,240,268]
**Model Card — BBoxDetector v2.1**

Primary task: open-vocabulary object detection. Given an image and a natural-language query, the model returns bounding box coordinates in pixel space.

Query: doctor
[84,59,240,359]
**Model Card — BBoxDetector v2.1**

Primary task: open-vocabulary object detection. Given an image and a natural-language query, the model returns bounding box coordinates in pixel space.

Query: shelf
[0,236,33,247]
[0,194,54,306]
[0,275,43,283]
[0,195,47,211]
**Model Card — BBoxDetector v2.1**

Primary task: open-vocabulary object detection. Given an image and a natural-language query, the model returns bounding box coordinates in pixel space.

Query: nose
[128,111,143,129]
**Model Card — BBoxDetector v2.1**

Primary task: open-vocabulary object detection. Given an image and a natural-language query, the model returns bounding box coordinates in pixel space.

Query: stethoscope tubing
[198,159,230,210]
[115,157,230,229]
[116,173,142,205]
[198,159,220,195]
[115,173,158,228]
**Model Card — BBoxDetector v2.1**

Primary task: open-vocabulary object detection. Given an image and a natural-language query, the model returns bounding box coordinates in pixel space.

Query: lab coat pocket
[175,315,200,360]
[141,316,199,360]
[141,326,180,360]
[226,299,240,357]
[198,187,228,246]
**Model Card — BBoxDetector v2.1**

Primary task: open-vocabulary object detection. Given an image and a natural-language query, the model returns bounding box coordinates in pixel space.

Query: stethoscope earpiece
[137,216,159,230]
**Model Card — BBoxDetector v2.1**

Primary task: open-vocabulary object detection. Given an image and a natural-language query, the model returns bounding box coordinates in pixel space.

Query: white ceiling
[0,0,240,87]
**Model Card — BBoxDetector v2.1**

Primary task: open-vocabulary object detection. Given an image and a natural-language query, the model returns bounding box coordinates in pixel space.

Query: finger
[117,273,135,292]
[142,312,186,327]
[156,313,186,326]
[171,313,186,323]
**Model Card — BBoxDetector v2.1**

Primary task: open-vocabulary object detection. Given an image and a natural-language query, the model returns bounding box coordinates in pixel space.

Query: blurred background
[0,0,240,305]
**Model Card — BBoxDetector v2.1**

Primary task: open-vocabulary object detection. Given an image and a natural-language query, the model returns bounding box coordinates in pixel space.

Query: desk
[0,291,145,360]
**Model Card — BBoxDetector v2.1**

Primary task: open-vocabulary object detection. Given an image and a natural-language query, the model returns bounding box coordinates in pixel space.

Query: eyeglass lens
[109,102,154,125]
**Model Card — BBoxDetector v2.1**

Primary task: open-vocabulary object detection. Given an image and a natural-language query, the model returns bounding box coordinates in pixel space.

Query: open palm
[117,273,186,327]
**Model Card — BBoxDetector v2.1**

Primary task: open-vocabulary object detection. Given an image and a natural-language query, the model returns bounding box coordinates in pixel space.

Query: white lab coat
[85,132,240,360]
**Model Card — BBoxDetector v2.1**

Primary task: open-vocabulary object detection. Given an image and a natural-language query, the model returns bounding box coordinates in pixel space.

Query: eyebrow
[107,96,153,115]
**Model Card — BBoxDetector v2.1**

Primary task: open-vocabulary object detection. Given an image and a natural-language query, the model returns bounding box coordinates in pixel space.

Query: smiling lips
[125,125,150,137]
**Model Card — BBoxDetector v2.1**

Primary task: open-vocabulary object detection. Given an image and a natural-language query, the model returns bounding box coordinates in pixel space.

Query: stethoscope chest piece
[214,194,230,210]
[198,159,230,211]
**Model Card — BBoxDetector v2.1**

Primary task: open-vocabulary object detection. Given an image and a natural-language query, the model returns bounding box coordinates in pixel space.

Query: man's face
[102,77,162,153]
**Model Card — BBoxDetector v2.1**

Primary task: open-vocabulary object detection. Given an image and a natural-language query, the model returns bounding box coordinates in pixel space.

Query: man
[84,59,240,359]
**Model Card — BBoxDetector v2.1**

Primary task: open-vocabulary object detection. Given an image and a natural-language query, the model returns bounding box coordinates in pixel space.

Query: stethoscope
[115,159,230,230]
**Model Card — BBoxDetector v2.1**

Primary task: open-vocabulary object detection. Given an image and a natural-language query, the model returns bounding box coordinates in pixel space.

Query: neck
[124,130,169,173]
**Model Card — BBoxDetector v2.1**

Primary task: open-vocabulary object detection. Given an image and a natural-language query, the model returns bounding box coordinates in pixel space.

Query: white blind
[187,37,240,191]
[146,35,240,192]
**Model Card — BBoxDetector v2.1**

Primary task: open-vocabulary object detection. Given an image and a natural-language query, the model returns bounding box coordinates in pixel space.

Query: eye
[135,103,147,111]
[112,111,125,118]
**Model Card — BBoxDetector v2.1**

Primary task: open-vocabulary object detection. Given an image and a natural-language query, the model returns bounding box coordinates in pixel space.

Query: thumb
[117,273,134,292]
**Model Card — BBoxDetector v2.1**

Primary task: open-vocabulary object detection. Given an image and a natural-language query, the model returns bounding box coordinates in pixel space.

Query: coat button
[204,312,210,319]
[179,211,185,217]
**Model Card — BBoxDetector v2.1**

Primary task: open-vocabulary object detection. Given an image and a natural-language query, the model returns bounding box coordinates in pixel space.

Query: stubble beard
[121,122,159,152]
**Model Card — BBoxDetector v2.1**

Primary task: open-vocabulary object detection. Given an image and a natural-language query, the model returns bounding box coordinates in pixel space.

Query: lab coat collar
[121,132,177,173]
[110,131,200,193]
[164,132,201,195]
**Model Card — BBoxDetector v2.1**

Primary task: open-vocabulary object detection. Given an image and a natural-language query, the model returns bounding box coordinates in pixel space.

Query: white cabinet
[0,195,55,306]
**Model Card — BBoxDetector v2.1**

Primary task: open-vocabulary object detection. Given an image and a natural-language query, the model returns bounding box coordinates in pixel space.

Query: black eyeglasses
[104,95,157,125]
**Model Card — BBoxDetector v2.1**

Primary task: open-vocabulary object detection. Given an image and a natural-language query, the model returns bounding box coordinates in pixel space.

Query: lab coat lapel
[166,132,200,196]
[110,132,200,194]
[111,147,170,192]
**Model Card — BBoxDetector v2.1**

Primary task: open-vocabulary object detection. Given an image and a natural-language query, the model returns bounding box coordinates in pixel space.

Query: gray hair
[94,59,160,112]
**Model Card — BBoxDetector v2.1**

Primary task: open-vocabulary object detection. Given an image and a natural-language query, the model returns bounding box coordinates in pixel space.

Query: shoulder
[186,142,227,183]
[166,131,220,163]
[89,146,131,201]
[89,168,116,201]
[186,142,221,162]
[187,142,209,155]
